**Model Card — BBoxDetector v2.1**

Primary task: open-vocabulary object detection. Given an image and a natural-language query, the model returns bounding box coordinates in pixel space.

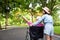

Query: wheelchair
[25,26,44,40]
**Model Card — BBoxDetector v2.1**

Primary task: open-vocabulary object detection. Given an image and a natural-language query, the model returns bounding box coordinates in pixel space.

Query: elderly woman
[30,7,54,40]
[22,16,44,40]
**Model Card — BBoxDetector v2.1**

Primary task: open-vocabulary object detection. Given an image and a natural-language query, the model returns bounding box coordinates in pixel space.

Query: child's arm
[22,16,29,22]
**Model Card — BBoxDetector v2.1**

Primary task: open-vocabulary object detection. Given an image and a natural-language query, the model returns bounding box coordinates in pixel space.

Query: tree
[0,0,60,27]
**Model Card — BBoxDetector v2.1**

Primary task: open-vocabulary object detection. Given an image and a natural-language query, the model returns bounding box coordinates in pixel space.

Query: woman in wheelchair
[22,16,44,40]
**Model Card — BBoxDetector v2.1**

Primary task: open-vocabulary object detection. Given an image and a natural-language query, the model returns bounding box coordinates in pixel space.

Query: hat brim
[42,8,50,14]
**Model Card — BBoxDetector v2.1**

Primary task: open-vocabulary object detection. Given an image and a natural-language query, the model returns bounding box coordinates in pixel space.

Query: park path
[0,27,60,40]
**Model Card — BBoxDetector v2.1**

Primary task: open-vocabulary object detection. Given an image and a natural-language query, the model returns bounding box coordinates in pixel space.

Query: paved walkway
[0,27,60,40]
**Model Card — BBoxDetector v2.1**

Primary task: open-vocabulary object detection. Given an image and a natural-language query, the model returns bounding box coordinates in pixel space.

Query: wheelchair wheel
[25,28,30,40]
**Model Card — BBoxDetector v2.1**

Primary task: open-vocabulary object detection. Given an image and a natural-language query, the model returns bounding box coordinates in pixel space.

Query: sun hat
[42,7,50,14]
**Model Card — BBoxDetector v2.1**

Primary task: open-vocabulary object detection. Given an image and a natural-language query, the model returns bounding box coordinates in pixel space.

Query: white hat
[42,7,50,14]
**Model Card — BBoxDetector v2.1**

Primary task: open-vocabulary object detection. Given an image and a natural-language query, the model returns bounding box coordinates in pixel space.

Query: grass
[54,26,60,35]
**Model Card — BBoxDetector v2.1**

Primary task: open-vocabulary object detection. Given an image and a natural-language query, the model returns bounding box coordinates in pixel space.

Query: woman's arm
[32,15,45,26]
[22,16,32,26]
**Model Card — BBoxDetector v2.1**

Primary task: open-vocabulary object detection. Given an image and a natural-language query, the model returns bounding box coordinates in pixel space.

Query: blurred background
[0,0,60,35]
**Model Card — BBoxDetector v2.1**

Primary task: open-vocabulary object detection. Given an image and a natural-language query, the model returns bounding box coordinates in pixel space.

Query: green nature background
[0,0,60,35]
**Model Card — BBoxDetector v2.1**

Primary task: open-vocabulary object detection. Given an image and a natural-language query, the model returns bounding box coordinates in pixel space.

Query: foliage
[0,0,60,26]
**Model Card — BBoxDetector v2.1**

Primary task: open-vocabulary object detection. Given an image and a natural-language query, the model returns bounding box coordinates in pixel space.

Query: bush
[54,22,60,26]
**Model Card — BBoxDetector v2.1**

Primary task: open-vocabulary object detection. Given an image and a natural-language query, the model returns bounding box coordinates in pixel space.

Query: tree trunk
[31,9,33,22]
[0,23,2,30]
[5,12,9,29]
[31,14,33,22]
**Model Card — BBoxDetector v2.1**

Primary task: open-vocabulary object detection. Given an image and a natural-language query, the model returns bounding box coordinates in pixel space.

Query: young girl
[30,7,54,40]
[22,16,44,40]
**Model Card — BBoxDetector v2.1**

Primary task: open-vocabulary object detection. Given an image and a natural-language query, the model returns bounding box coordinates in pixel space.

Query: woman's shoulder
[44,14,51,16]
[42,14,47,17]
